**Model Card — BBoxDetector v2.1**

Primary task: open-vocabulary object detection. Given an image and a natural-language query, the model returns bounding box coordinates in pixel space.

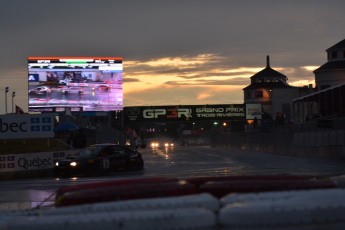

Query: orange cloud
[123,54,317,106]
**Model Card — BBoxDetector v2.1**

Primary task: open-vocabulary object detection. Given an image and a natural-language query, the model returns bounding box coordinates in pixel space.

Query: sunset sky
[1,0,345,114]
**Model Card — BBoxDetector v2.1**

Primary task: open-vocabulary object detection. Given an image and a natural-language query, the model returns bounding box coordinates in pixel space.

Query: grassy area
[0,138,71,154]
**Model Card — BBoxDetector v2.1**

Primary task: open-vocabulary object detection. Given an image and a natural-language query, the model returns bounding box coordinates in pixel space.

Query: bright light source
[55,162,59,167]
[151,142,159,147]
[165,142,174,147]
[70,162,77,167]
[28,56,123,112]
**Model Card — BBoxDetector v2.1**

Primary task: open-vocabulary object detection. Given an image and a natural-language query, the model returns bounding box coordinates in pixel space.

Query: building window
[255,91,263,98]
[245,91,251,99]
[332,51,337,59]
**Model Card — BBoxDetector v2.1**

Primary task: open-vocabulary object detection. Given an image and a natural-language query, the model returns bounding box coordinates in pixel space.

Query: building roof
[243,81,293,90]
[250,56,287,80]
[326,38,345,51]
[293,82,345,102]
[313,60,345,73]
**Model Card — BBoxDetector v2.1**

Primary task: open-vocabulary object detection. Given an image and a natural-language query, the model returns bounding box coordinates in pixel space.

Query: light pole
[12,91,15,114]
[5,87,9,114]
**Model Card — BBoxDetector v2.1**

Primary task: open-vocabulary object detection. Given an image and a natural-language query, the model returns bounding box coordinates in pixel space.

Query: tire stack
[1,175,345,229]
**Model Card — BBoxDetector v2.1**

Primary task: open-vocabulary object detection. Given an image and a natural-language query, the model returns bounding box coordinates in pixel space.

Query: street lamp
[12,91,15,114]
[5,87,9,114]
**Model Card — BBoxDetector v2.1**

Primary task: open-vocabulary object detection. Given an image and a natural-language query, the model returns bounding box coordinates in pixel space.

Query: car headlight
[151,142,159,147]
[55,162,59,167]
[70,161,78,167]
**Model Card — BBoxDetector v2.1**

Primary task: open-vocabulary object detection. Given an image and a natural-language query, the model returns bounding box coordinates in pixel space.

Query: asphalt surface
[1,145,345,211]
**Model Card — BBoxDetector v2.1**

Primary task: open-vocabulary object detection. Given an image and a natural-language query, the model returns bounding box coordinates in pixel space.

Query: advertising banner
[0,151,60,172]
[245,103,262,120]
[0,114,55,139]
[28,56,123,112]
[124,104,246,122]
[0,150,77,172]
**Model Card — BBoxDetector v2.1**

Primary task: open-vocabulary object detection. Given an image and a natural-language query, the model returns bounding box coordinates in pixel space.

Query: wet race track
[1,145,345,211]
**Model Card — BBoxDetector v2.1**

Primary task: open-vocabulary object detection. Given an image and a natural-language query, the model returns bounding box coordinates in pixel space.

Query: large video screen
[28,57,123,113]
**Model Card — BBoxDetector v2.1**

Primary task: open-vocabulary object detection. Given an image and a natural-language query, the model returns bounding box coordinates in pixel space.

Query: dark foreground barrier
[55,175,336,207]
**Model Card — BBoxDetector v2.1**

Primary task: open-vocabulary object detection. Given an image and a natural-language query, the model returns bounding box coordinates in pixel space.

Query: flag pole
[11,91,15,114]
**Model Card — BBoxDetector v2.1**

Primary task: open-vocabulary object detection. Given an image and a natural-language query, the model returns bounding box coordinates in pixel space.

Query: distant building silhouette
[243,55,312,121]
[314,38,345,90]
[293,38,345,122]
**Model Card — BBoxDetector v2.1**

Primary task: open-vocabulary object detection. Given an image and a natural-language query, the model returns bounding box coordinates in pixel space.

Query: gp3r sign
[0,114,54,139]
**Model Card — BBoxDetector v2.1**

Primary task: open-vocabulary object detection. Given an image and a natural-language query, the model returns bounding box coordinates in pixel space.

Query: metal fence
[211,117,345,159]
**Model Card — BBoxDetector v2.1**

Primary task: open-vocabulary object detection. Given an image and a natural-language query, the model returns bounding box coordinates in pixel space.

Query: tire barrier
[0,207,216,230]
[198,179,335,198]
[185,174,320,187]
[55,180,198,207]
[220,188,345,207]
[55,175,335,207]
[189,175,332,204]
[219,188,345,229]
[56,176,178,198]
[3,193,219,217]
[2,188,345,229]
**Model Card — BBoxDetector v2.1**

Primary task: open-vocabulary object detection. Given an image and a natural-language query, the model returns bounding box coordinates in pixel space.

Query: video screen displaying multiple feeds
[28,57,123,113]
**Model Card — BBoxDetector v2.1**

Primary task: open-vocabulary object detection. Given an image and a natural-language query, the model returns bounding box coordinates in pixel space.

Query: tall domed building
[243,56,311,121]
[314,38,345,90]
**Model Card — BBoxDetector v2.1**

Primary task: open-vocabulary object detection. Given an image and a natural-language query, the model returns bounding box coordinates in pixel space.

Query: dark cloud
[176,71,256,79]
[165,77,250,86]
[123,78,140,83]
[1,0,345,111]
[1,0,344,70]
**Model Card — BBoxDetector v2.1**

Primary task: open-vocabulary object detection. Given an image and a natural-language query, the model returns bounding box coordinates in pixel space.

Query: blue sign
[28,74,39,82]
